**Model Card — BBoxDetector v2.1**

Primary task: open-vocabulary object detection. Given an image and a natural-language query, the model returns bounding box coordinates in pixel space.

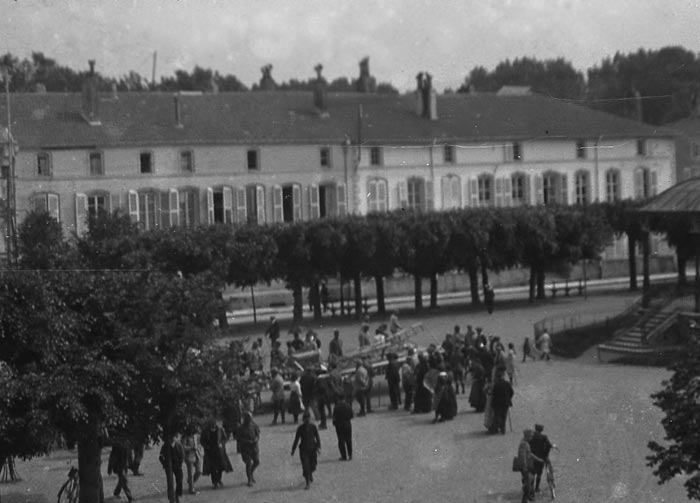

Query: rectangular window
[140,152,153,174]
[370,147,382,166]
[512,174,526,203]
[512,142,521,161]
[320,147,330,168]
[504,143,522,162]
[576,140,586,159]
[247,149,259,170]
[478,176,492,205]
[87,194,107,216]
[179,189,197,227]
[89,152,103,176]
[444,145,455,164]
[606,171,620,202]
[138,192,159,229]
[637,139,647,156]
[37,153,51,177]
[180,150,193,172]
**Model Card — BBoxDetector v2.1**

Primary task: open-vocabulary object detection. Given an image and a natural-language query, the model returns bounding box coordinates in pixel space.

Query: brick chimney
[356,57,376,93]
[257,64,277,91]
[313,64,328,117]
[81,60,100,125]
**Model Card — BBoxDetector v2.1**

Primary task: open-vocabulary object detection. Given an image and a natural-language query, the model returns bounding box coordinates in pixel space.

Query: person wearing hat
[353,360,371,416]
[529,424,554,493]
[358,323,371,348]
[291,411,321,490]
[269,368,286,425]
[385,353,401,410]
[236,411,260,486]
[516,429,544,503]
[265,316,280,345]
[332,394,354,461]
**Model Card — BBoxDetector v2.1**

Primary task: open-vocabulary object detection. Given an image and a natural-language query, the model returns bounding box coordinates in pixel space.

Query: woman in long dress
[200,419,233,488]
[468,358,487,412]
[288,372,304,423]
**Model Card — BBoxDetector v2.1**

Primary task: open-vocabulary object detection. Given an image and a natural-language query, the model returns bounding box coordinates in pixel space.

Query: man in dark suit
[332,396,354,461]
[530,423,554,493]
[490,368,514,434]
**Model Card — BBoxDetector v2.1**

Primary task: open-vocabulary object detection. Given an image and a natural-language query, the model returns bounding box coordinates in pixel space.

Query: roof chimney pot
[313,64,328,117]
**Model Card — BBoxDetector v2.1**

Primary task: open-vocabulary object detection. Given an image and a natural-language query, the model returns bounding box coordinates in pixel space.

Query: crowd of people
[101,311,555,500]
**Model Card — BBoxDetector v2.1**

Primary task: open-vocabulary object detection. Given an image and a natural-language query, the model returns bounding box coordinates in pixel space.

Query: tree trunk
[628,234,638,290]
[429,273,438,309]
[529,266,536,302]
[536,267,546,299]
[677,249,687,287]
[217,290,228,328]
[77,426,103,503]
[480,264,489,287]
[311,281,322,320]
[374,275,386,315]
[353,273,363,320]
[468,267,480,305]
[292,282,303,323]
[414,275,423,310]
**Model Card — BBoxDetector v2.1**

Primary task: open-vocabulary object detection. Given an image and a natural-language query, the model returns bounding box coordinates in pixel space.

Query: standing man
[291,411,321,490]
[530,424,554,493]
[490,368,514,434]
[320,282,330,312]
[265,316,280,345]
[400,350,416,412]
[236,411,261,487]
[517,429,544,503]
[181,426,201,495]
[358,323,371,348]
[332,395,354,461]
[328,329,343,365]
[200,419,233,489]
[385,353,401,410]
[353,360,370,416]
[159,434,185,503]
[269,368,286,425]
[108,439,134,503]
[484,283,495,314]
[389,310,402,335]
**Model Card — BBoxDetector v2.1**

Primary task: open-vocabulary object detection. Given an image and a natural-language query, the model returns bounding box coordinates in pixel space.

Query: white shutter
[293,185,302,221]
[75,193,88,237]
[634,168,643,199]
[235,187,247,223]
[469,179,479,207]
[560,174,568,205]
[169,189,179,227]
[367,180,377,212]
[110,193,121,214]
[336,183,347,216]
[160,192,171,228]
[451,176,462,208]
[651,170,658,196]
[495,177,504,207]
[425,179,433,211]
[256,185,266,224]
[534,175,544,204]
[503,177,513,207]
[309,184,320,219]
[48,194,60,221]
[273,185,283,222]
[441,176,451,209]
[128,190,139,222]
[223,186,233,223]
[206,187,214,224]
[378,180,387,212]
[398,180,408,209]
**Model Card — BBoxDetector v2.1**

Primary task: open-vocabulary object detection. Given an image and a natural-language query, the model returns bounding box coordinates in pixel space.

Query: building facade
[0,72,677,262]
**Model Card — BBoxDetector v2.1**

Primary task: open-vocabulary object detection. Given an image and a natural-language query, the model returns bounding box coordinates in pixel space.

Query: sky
[1,0,699,92]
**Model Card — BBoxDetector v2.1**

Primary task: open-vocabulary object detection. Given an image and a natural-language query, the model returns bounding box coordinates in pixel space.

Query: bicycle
[57,466,79,503]
[544,445,558,500]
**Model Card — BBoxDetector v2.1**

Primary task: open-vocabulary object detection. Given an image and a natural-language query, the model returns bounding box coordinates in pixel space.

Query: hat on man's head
[534,424,544,432]
[303,410,311,419]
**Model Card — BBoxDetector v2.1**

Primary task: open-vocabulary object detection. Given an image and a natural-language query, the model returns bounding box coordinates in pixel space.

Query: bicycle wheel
[57,478,78,503]
[547,466,556,500]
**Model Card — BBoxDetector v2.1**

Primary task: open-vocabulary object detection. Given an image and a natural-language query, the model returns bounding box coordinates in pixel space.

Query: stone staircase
[597,298,680,362]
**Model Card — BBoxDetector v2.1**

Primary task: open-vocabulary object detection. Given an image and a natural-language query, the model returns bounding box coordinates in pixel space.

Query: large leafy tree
[305,220,346,319]
[273,223,312,322]
[448,209,491,305]
[338,216,377,319]
[648,334,700,500]
[365,213,399,315]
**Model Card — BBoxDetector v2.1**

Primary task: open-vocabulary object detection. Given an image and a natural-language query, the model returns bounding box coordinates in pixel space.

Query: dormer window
[370,147,382,166]
[444,145,455,163]
[247,149,259,170]
[576,140,586,159]
[179,150,193,173]
[504,142,522,162]
[89,152,103,176]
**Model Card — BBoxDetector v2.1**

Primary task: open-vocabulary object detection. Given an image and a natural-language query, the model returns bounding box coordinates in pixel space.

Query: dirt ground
[2,292,690,503]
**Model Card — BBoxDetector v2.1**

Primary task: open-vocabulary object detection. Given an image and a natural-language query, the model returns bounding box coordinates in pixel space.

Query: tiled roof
[638,176,700,214]
[666,115,700,138]
[0,91,674,150]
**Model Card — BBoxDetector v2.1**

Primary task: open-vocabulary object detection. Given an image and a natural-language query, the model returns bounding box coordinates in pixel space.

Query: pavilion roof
[638,177,700,214]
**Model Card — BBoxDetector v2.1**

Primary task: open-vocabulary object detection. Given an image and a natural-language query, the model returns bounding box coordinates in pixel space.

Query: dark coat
[201,424,233,475]
[107,442,132,475]
[491,378,514,410]
[332,400,354,426]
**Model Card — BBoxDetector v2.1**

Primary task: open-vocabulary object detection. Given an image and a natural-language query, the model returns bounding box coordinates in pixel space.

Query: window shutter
[273,185,283,222]
[634,169,643,199]
[336,183,347,217]
[48,194,60,222]
[110,193,121,214]
[441,176,450,209]
[206,187,214,224]
[309,184,320,219]
[223,186,233,223]
[378,180,387,212]
[293,185,302,221]
[503,177,513,207]
[128,190,139,222]
[651,170,658,196]
[495,177,504,207]
[169,189,179,227]
[235,187,247,223]
[469,179,479,207]
[398,180,408,208]
[160,191,171,228]
[451,176,462,208]
[75,193,87,237]
[256,185,266,223]
[534,175,544,204]
[367,180,377,213]
[425,179,433,211]
[559,174,568,204]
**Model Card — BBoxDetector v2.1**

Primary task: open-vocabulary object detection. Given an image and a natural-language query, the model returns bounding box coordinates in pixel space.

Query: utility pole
[1,67,18,268]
